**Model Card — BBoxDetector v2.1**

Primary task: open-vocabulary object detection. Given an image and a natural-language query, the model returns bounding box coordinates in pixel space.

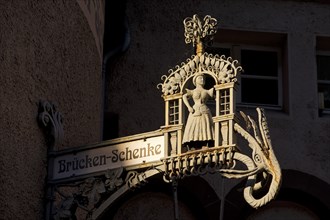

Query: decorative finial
[38,100,64,150]
[183,14,218,56]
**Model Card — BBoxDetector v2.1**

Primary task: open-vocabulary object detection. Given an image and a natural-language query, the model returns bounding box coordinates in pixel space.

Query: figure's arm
[183,92,194,113]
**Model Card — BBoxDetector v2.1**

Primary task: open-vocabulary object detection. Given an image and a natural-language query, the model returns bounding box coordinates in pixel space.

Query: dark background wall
[0,1,103,219]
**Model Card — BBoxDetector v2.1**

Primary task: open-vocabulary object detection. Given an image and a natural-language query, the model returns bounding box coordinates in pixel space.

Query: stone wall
[0,1,103,219]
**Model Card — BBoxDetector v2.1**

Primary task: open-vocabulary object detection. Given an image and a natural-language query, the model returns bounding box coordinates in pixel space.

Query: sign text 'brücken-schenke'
[52,136,165,180]
[57,144,162,173]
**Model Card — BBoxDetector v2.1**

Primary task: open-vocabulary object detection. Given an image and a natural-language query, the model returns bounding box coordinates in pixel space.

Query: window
[240,48,281,106]
[169,99,179,125]
[207,45,282,108]
[316,53,330,112]
[316,36,330,114]
[220,89,230,115]
[207,29,287,110]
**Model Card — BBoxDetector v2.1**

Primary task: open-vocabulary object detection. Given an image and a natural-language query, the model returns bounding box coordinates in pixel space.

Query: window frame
[209,43,283,110]
[316,50,330,114]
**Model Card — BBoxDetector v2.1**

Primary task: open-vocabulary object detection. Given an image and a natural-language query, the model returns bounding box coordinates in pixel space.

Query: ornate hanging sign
[44,14,281,220]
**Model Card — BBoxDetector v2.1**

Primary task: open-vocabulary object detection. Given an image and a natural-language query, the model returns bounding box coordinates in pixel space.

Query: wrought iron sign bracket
[45,14,281,220]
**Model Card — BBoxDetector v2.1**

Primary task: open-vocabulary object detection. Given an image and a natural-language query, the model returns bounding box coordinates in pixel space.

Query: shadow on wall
[100,174,220,220]
[92,169,330,219]
[103,112,119,140]
[224,169,330,220]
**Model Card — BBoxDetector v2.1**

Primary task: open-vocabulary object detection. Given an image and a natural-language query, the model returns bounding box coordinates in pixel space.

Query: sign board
[52,135,165,180]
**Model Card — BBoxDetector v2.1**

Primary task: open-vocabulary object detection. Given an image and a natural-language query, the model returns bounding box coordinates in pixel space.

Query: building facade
[0,0,330,219]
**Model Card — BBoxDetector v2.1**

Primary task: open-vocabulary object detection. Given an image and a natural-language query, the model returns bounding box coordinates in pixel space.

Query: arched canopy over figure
[182,73,214,149]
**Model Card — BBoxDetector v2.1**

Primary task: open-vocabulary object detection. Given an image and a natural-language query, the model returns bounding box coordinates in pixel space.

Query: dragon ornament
[231,108,282,208]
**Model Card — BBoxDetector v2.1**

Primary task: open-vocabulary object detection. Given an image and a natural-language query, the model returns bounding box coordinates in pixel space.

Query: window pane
[241,50,278,77]
[169,100,179,125]
[220,89,230,115]
[316,55,330,80]
[318,83,330,109]
[241,78,278,105]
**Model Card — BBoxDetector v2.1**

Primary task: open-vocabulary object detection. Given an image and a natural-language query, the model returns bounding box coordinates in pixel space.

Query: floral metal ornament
[158,53,242,96]
[52,168,147,220]
[38,100,64,149]
[183,14,217,48]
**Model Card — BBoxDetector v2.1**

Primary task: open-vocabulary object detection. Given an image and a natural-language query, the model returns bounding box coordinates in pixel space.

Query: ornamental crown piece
[183,14,217,56]
[158,14,242,96]
[157,54,242,96]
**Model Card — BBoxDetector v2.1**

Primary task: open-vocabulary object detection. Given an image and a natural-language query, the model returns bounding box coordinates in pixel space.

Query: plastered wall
[0,1,103,219]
